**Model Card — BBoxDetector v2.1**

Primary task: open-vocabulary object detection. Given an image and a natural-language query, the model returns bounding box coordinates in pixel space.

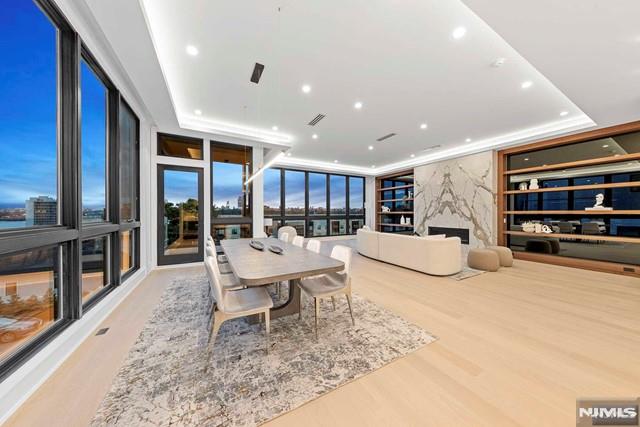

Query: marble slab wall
[414,151,497,251]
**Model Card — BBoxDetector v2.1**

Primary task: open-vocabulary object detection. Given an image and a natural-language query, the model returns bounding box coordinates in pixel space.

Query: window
[0,246,61,364]
[285,170,305,216]
[0,1,58,230]
[0,1,141,377]
[210,142,252,242]
[119,101,138,221]
[158,133,203,160]
[80,60,108,223]
[81,236,109,303]
[330,175,346,215]
[263,169,281,216]
[309,173,327,215]
[265,168,365,237]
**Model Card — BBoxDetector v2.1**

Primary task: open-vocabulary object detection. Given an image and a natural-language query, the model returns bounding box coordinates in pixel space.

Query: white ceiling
[83,0,640,175]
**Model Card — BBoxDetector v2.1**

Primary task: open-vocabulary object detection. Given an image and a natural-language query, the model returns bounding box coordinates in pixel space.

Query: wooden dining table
[220,237,345,319]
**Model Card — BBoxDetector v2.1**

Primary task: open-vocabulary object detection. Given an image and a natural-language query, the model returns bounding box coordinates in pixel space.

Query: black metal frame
[157,165,204,265]
[266,168,366,237]
[0,0,141,381]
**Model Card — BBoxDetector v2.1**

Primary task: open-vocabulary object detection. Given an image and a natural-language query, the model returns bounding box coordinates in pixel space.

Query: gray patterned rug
[92,275,437,426]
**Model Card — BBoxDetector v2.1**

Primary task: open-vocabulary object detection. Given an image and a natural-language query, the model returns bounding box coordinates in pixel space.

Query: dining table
[220,237,345,320]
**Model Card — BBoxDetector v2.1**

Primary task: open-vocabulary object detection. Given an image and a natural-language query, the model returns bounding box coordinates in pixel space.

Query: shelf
[379,198,414,202]
[503,210,640,215]
[503,152,640,176]
[380,223,414,228]
[377,184,414,191]
[378,211,414,215]
[503,230,639,244]
[503,181,640,195]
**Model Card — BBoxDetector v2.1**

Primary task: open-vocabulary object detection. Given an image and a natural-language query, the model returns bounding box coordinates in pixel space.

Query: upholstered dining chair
[206,235,228,264]
[298,245,354,339]
[206,241,233,274]
[204,256,273,352]
[204,249,244,291]
[292,235,304,248]
[278,232,290,243]
[306,239,321,254]
[277,226,297,243]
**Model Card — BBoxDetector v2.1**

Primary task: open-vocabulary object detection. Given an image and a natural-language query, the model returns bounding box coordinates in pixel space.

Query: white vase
[400,215,405,225]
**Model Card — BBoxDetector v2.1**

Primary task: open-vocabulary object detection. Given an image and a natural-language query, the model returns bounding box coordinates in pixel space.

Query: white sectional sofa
[356,229,462,276]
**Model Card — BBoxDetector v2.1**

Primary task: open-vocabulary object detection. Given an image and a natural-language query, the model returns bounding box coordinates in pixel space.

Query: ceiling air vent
[421,144,442,152]
[308,114,326,126]
[376,133,397,142]
[250,63,265,84]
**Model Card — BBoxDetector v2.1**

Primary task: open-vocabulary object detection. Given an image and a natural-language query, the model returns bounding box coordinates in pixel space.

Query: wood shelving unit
[497,119,640,277]
[376,169,415,233]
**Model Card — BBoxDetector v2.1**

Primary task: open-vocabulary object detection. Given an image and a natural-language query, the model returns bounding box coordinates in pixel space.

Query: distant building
[25,196,57,226]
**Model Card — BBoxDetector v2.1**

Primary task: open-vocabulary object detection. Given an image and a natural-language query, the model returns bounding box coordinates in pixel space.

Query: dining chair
[306,239,321,254]
[204,249,244,291]
[204,257,273,353]
[277,226,297,243]
[206,235,228,263]
[298,245,354,339]
[292,235,304,248]
[206,242,233,274]
[279,232,290,243]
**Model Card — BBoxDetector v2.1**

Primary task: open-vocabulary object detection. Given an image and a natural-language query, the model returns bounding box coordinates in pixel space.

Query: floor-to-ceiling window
[0,0,141,379]
[264,168,365,237]
[210,142,252,241]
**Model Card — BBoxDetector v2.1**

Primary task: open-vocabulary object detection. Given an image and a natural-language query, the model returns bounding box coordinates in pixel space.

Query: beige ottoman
[487,246,513,267]
[467,248,500,272]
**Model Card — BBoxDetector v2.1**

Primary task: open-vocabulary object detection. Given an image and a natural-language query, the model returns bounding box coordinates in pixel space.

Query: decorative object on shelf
[518,182,528,191]
[534,223,542,233]
[521,222,536,233]
[400,215,406,225]
[406,217,411,225]
[541,224,553,234]
[529,178,539,190]
[381,205,391,213]
[585,193,613,211]
[408,191,413,198]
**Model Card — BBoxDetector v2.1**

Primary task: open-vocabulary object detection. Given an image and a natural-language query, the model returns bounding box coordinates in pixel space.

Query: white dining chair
[292,235,304,248]
[206,242,233,274]
[205,257,273,352]
[206,235,228,263]
[277,226,297,243]
[278,232,290,243]
[205,249,244,291]
[306,239,321,254]
[298,245,354,339]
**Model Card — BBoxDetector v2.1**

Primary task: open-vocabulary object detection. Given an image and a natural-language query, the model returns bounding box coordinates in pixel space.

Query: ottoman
[467,248,500,272]
[487,246,513,267]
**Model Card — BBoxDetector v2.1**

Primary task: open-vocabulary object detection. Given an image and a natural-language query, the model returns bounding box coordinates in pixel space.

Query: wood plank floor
[5,249,640,427]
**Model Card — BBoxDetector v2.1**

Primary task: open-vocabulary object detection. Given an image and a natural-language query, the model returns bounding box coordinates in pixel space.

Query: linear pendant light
[244,150,287,186]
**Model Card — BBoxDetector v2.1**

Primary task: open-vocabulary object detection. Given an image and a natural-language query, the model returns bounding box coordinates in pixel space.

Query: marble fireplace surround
[414,150,497,254]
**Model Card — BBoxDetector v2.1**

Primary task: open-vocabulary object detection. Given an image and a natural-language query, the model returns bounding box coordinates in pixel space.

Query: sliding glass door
[157,166,203,265]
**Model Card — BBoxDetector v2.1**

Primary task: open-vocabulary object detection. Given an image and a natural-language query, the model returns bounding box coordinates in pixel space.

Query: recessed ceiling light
[354,101,363,110]
[286,152,292,157]
[368,145,374,150]
[186,45,199,56]
[614,154,621,157]
[602,144,609,148]
[560,111,569,117]
[312,133,318,139]
[410,154,415,158]
[194,109,202,115]
[334,160,339,163]
[301,84,311,94]
[452,27,467,39]
[420,123,428,130]
[465,138,472,142]
[524,158,529,161]
[521,81,533,89]
[371,165,376,168]
[272,126,279,131]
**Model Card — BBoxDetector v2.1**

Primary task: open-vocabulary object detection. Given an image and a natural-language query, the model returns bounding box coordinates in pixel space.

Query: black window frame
[265,168,366,237]
[0,0,141,380]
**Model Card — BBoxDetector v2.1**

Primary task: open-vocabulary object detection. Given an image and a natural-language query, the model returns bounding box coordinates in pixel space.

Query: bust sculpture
[593,193,605,208]
[529,178,539,190]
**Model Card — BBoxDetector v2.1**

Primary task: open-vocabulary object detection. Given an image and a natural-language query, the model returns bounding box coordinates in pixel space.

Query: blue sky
[0,1,109,210]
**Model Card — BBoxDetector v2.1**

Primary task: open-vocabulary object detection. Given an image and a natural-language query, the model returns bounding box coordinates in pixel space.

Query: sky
[0,1,108,210]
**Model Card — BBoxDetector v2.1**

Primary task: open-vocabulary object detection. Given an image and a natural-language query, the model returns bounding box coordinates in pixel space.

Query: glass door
[157,165,204,265]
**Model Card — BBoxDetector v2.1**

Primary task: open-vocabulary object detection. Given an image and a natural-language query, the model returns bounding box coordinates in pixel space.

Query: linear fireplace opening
[428,226,470,244]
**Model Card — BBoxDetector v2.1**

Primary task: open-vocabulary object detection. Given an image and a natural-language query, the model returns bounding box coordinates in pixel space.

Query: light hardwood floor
[5,249,640,427]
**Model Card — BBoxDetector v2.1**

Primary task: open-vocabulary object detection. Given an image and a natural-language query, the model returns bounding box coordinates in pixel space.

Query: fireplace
[428,226,470,244]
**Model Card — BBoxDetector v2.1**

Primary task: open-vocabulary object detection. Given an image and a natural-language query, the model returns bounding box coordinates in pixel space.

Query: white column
[252,145,264,237]
[365,176,376,228]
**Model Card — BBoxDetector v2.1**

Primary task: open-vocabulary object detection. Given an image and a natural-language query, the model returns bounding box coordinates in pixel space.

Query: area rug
[449,267,486,281]
[91,275,437,426]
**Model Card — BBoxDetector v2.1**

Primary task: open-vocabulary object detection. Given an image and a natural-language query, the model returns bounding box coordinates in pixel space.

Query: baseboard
[0,268,148,426]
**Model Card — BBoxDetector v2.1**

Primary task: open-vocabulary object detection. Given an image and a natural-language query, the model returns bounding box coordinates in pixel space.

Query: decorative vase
[400,215,405,225]
[518,182,528,191]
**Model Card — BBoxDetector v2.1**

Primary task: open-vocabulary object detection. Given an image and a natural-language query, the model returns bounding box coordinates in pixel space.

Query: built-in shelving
[503,210,640,215]
[503,181,640,195]
[504,230,638,244]
[376,169,415,233]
